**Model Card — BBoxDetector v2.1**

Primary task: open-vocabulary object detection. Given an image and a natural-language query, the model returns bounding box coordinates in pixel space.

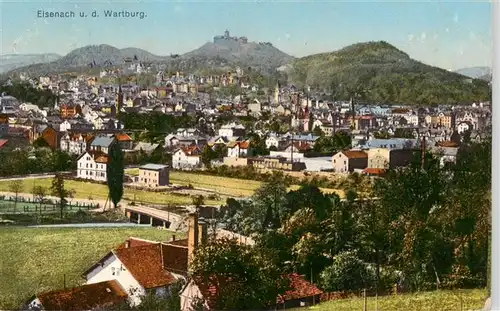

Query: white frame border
[491,1,499,310]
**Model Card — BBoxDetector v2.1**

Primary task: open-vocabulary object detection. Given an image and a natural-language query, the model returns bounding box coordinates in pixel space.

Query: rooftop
[35,280,127,311]
[139,163,169,171]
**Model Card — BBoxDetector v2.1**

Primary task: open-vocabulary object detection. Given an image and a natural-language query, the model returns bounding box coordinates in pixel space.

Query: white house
[218,122,246,138]
[226,141,250,158]
[83,239,187,307]
[60,133,90,155]
[172,146,201,170]
[77,151,108,181]
[265,135,287,150]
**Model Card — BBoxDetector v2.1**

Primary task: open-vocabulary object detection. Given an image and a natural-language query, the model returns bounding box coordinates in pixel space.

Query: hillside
[183,39,294,74]
[0,53,61,74]
[287,41,491,105]
[454,66,491,79]
[5,35,294,77]
[4,45,170,76]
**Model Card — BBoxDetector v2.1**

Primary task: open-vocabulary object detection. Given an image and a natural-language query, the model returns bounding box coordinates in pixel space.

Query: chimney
[187,213,199,262]
[125,240,130,248]
[198,217,208,245]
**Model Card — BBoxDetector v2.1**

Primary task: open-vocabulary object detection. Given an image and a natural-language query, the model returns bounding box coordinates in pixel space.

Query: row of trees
[190,137,490,310]
[0,81,58,108]
[0,148,76,177]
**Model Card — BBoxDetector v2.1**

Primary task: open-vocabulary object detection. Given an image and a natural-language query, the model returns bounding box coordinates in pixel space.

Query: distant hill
[0,53,61,74]
[183,39,294,75]
[4,31,294,77]
[454,66,491,79]
[287,41,491,105]
[4,45,169,76]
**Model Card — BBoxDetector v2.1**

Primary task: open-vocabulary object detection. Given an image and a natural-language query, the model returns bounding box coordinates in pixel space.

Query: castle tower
[224,29,230,38]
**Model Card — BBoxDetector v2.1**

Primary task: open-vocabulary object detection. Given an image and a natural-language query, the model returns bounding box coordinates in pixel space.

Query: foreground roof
[36,280,127,310]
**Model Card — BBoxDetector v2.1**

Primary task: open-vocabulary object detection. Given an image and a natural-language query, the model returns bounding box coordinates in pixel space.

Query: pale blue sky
[0,0,492,70]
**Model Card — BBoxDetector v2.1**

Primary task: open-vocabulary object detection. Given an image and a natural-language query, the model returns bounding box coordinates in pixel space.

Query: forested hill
[287,41,491,105]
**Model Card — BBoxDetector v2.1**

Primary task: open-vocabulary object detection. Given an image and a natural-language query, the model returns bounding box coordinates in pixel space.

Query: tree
[50,174,75,218]
[313,126,324,136]
[107,143,125,209]
[320,251,375,292]
[32,185,47,215]
[200,146,216,168]
[253,172,289,230]
[192,195,205,212]
[8,180,23,212]
[190,238,287,310]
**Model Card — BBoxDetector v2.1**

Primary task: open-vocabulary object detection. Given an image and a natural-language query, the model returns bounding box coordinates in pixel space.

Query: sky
[0,0,492,71]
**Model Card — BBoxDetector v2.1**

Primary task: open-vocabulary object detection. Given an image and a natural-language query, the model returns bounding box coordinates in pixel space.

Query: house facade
[77,151,108,181]
[172,146,201,170]
[138,164,170,187]
[332,150,368,173]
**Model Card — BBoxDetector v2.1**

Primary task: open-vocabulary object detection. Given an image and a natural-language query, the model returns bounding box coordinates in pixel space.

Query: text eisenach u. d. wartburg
[37,9,147,19]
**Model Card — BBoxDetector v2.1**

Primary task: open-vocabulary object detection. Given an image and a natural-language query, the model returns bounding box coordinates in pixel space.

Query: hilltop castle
[213,30,248,44]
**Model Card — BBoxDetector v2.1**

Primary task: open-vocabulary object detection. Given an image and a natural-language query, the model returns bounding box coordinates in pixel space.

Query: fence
[0,195,98,214]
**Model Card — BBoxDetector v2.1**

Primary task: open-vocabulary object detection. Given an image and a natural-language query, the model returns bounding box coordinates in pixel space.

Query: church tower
[274,81,279,104]
[115,84,123,118]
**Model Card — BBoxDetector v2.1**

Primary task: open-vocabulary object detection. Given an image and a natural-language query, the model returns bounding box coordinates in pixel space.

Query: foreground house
[26,280,127,310]
[82,240,189,306]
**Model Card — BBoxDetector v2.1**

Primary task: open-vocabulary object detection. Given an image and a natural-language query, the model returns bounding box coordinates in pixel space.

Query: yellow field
[126,169,345,198]
[0,178,222,206]
[305,289,487,311]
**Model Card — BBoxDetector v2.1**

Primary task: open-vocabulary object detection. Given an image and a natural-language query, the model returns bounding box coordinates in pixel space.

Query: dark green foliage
[0,82,58,108]
[215,137,491,294]
[288,41,490,105]
[320,251,375,292]
[313,132,352,153]
[106,143,124,208]
[190,238,288,310]
[50,174,75,218]
[0,148,76,177]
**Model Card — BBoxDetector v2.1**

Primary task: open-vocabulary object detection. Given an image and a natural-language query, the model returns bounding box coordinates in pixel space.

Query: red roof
[114,244,176,288]
[276,273,323,303]
[363,168,386,175]
[0,139,8,149]
[195,273,322,308]
[36,280,127,310]
[342,150,368,159]
[161,244,188,274]
[115,237,158,250]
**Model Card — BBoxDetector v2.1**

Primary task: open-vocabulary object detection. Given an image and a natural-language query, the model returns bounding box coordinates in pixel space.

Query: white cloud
[420,32,427,42]
[285,33,291,40]
[433,33,438,40]
[453,13,459,24]
[407,34,414,42]
[445,27,449,33]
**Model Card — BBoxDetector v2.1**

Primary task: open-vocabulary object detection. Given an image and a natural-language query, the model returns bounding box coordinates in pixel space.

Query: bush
[320,251,375,292]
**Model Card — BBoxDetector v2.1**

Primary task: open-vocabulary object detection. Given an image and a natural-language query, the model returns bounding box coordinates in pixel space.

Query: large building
[138,164,170,187]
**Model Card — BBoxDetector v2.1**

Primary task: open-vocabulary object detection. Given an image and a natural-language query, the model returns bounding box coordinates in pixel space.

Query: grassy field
[0,178,222,206]
[305,289,487,311]
[0,227,179,309]
[127,169,345,198]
